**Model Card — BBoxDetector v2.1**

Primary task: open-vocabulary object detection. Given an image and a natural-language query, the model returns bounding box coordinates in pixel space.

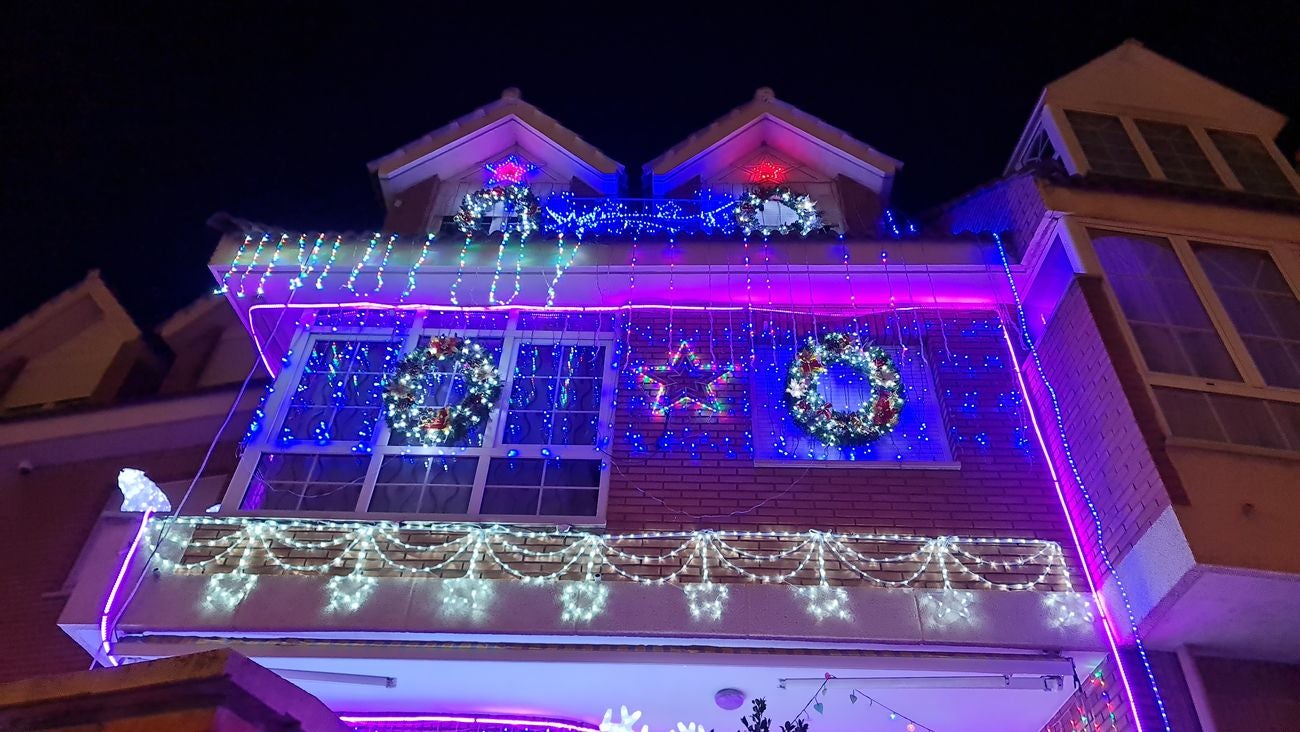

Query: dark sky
[4,3,1298,329]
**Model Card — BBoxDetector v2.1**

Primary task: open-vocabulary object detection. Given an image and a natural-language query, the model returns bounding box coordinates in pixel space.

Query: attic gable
[646,88,902,198]
[0,271,150,411]
[369,88,625,205]
[1042,40,1286,137]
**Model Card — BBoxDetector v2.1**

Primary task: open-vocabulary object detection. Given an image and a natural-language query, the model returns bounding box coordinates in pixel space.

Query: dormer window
[1206,130,1300,199]
[1015,128,1061,171]
[1133,120,1224,189]
[1063,111,1149,179]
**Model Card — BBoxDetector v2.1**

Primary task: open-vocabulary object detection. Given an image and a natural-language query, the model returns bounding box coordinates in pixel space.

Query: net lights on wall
[139,517,1083,626]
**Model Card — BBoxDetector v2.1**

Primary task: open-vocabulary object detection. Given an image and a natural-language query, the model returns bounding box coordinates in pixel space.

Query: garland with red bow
[785,332,903,446]
[383,336,502,445]
[454,184,540,239]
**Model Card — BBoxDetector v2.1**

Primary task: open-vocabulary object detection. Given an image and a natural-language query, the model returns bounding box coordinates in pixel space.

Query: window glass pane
[1154,387,1298,452]
[369,456,476,514]
[1207,130,1299,199]
[1091,231,1239,380]
[1134,120,1224,188]
[1153,388,1225,443]
[281,339,399,444]
[481,458,601,517]
[241,453,367,512]
[503,343,606,446]
[1066,111,1149,179]
[1193,243,1300,389]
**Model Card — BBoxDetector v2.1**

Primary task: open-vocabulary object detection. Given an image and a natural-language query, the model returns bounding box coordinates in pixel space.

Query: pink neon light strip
[998,325,1147,732]
[245,300,999,378]
[98,509,154,667]
[338,714,598,732]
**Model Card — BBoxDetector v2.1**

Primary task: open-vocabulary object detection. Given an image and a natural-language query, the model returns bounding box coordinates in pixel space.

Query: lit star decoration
[744,158,789,185]
[640,341,730,414]
[484,154,538,186]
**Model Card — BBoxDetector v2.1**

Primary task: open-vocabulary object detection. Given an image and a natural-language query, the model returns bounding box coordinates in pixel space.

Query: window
[750,313,953,465]
[1065,111,1150,179]
[1154,387,1300,452]
[1193,244,1300,389]
[1206,130,1298,199]
[233,311,617,522]
[1090,230,1238,380]
[1088,228,1300,455]
[1134,120,1224,189]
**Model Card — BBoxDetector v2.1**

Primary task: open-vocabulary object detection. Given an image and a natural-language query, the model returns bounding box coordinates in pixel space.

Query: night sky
[4,3,1298,329]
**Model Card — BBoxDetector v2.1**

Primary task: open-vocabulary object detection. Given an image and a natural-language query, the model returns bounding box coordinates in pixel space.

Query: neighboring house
[0,284,264,683]
[22,40,1300,732]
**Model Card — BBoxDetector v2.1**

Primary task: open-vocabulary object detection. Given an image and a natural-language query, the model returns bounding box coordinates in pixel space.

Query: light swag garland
[786,332,903,445]
[382,336,501,445]
[454,184,540,239]
[146,517,1079,622]
[733,185,821,236]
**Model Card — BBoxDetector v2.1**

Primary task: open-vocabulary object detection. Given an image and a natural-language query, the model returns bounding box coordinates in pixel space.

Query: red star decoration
[484,154,538,185]
[744,159,788,185]
[640,342,729,414]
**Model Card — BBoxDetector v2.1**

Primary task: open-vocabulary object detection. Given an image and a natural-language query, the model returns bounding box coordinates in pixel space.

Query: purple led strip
[244,300,1000,377]
[993,233,1170,731]
[98,509,154,667]
[339,714,598,732]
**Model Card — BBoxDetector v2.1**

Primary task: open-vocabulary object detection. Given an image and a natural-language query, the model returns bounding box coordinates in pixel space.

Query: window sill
[217,508,608,529]
[1164,436,1300,463]
[753,459,961,471]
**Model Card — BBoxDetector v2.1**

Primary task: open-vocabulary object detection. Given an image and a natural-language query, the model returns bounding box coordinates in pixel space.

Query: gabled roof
[0,270,140,354]
[368,88,624,198]
[1041,39,1287,137]
[157,293,233,345]
[645,88,902,196]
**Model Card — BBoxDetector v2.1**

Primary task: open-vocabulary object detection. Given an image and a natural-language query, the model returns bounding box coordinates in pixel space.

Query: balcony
[60,514,1107,731]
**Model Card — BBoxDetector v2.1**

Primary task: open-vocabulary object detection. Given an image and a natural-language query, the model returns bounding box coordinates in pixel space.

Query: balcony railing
[144,517,1086,624]
[439,192,841,241]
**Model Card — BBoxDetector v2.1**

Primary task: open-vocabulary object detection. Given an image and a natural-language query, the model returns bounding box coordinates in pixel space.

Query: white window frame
[221,311,618,525]
[1072,221,1300,455]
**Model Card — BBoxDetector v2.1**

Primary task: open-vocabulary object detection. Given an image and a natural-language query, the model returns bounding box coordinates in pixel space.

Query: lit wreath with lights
[383,336,501,445]
[733,185,821,236]
[454,184,540,239]
[785,332,903,445]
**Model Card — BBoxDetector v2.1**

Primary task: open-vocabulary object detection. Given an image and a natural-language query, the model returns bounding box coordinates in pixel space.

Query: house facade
[20,41,1299,731]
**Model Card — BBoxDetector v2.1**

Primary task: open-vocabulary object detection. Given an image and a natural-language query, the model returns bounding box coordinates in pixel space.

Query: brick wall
[936,173,1047,260]
[1041,654,1138,732]
[601,308,1079,565]
[1196,655,1300,730]
[1026,281,1171,569]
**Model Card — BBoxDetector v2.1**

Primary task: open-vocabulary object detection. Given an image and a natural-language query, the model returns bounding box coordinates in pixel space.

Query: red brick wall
[1041,654,1138,732]
[0,440,240,682]
[1197,655,1300,730]
[603,309,1079,568]
[937,173,1047,259]
[1026,281,1171,569]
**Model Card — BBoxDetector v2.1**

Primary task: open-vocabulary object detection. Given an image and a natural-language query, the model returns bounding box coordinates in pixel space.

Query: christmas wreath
[733,185,821,236]
[454,184,540,239]
[383,336,501,445]
[785,332,903,445]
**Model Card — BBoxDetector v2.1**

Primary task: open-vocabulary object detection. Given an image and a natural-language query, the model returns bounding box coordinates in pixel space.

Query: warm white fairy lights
[144,517,1077,624]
